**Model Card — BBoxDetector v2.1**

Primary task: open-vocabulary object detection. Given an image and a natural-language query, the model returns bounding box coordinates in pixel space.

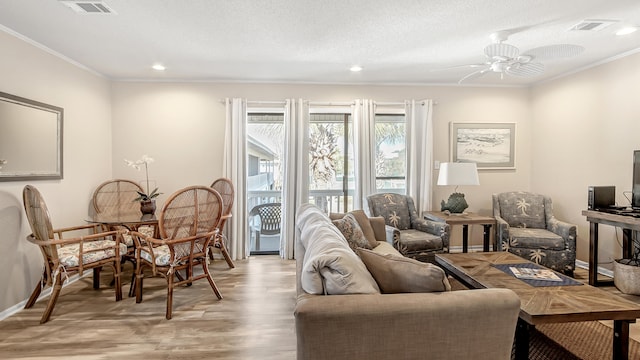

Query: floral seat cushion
[140,243,206,266]
[57,240,128,267]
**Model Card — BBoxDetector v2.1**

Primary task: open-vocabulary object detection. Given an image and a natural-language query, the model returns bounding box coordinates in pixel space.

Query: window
[374,114,406,193]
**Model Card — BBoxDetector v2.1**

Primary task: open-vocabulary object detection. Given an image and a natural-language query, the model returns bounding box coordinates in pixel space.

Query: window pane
[247,112,284,254]
[309,113,354,212]
[375,114,406,192]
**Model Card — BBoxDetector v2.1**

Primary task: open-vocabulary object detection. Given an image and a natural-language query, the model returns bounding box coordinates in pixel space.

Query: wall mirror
[0,91,63,181]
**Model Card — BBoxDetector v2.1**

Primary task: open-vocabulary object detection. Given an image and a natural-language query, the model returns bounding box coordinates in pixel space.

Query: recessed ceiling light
[152,63,166,71]
[350,65,363,72]
[616,27,638,36]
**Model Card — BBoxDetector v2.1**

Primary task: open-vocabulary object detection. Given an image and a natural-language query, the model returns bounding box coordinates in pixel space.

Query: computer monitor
[633,150,640,209]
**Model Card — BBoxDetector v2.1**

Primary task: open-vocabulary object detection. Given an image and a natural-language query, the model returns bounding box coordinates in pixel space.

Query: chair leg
[216,239,235,268]
[92,267,101,289]
[203,262,223,300]
[112,262,123,302]
[40,273,63,324]
[25,277,45,309]
[135,265,144,304]
[166,274,174,320]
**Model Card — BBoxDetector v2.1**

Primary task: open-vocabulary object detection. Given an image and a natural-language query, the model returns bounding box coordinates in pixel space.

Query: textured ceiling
[1,0,640,86]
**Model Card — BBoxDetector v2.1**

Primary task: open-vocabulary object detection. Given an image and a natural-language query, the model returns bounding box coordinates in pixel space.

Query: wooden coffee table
[435,252,640,360]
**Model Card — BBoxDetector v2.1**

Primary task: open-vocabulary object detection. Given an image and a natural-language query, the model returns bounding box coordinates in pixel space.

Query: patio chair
[22,185,127,323]
[131,185,224,319]
[249,203,282,251]
[209,177,235,268]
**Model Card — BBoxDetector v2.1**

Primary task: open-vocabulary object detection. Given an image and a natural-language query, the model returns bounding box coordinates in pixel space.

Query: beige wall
[110,82,532,246]
[0,30,112,315]
[530,51,640,268]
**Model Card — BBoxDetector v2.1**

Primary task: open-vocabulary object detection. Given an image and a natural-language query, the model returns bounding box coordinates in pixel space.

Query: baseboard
[575,259,614,278]
[0,273,84,321]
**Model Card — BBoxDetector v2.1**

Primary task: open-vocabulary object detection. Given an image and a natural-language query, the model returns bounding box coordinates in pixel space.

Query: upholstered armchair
[493,191,576,274]
[367,193,450,262]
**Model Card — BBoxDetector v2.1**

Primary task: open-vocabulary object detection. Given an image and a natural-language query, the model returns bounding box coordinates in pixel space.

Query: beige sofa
[294,203,521,360]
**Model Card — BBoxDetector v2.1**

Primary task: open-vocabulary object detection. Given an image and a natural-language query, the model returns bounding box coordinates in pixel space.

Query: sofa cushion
[332,213,372,251]
[357,248,451,293]
[400,229,444,252]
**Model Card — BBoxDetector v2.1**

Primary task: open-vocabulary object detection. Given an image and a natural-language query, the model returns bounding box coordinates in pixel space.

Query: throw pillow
[349,210,379,249]
[332,213,372,251]
[357,248,451,293]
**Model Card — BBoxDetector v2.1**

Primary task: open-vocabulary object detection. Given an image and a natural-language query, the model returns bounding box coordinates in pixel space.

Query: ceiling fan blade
[484,43,519,59]
[458,68,491,84]
[522,44,584,61]
[430,63,486,72]
[506,62,545,77]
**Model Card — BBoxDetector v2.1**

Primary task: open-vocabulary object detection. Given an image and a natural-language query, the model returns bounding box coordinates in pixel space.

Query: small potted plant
[613,237,640,295]
[125,155,161,215]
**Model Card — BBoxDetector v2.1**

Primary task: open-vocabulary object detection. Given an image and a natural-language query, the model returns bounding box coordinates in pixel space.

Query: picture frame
[450,122,516,169]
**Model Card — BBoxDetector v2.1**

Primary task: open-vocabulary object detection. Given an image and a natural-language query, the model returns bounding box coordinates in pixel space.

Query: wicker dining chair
[92,179,155,294]
[131,186,224,319]
[22,185,127,323]
[209,177,235,268]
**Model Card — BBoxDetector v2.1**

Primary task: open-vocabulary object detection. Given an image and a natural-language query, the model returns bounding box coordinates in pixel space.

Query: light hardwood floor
[0,255,297,359]
[0,256,639,359]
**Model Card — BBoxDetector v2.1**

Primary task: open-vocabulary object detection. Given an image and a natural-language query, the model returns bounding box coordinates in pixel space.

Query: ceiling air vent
[59,1,116,14]
[569,19,617,32]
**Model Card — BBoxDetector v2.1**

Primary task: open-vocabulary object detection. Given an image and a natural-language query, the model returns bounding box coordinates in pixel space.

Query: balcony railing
[247,189,350,214]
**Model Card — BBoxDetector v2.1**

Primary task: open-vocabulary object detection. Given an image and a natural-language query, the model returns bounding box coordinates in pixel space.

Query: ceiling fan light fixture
[152,63,166,71]
[349,65,363,72]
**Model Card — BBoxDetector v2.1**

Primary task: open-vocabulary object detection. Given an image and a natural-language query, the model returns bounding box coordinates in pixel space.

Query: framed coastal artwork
[450,122,516,169]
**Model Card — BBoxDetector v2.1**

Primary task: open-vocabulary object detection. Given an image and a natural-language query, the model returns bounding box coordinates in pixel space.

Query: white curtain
[405,99,434,214]
[353,99,376,210]
[222,98,249,260]
[281,99,309,260]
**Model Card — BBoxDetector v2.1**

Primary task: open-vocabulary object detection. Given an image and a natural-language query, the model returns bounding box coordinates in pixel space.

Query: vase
[440,192,469,213]
[140,199,156,215]
[613,259,640,295]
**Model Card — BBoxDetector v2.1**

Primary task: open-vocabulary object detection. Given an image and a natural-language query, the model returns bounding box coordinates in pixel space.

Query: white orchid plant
[124,154,161,201]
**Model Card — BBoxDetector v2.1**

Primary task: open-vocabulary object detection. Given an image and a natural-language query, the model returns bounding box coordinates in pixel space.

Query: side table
[424,211,496,252]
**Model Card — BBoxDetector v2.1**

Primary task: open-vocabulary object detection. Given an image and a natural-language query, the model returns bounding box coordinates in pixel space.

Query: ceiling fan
[455,31,584,83]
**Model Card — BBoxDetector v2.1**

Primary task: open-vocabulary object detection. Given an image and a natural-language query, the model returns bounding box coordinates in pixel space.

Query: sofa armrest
[369,216,388,242]
[548,218,577,251]
[494,215,509,251]
[295,289,520,360]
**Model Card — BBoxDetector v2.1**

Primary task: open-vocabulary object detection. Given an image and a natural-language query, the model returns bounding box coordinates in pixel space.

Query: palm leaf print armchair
[367,193,450,262]
[493,191,576,274]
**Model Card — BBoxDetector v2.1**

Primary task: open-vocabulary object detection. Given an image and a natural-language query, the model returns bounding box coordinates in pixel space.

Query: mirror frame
[0,91,63,181]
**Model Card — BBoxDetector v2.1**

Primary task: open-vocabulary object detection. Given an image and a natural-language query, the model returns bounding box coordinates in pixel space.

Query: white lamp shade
[437,162,480,186]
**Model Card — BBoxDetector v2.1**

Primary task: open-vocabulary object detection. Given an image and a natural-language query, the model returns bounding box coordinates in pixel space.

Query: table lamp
[437,162,480,214]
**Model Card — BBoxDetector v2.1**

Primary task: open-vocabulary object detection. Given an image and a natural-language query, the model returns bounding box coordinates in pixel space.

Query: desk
[582,210,640,286]
[424,211,496,253]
